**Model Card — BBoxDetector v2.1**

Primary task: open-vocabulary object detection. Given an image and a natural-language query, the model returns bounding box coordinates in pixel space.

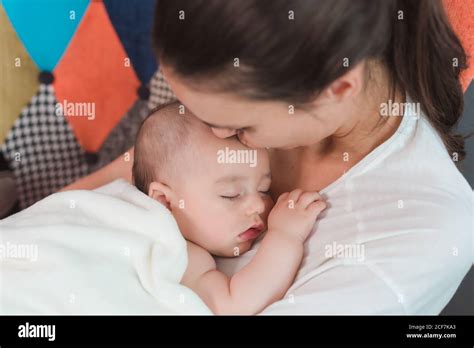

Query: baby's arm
[181,189,326,315]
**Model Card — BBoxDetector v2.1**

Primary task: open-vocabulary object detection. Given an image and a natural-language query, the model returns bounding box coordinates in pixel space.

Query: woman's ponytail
[388,0,468,161]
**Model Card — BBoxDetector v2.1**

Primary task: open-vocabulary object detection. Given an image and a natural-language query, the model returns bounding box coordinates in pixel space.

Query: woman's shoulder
[338,110,472,248]
[343,111,472,205]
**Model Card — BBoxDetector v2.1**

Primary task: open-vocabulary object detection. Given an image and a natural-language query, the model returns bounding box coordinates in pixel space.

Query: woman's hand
[60,148,134,192]
[267,189,326,243]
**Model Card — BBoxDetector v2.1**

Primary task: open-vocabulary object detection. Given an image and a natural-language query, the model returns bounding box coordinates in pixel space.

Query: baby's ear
[148,182,173,210]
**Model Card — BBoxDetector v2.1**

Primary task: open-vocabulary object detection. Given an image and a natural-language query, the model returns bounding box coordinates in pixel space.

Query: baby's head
[133,102,273,257]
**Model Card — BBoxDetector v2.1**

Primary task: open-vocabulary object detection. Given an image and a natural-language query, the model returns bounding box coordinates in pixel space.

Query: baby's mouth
[238,222,264,242]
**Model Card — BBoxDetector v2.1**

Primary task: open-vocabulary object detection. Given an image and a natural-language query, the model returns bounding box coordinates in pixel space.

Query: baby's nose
[246,195,265,216]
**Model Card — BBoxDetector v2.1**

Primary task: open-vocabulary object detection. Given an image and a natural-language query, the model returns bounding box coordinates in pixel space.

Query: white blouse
[215,100,473,314]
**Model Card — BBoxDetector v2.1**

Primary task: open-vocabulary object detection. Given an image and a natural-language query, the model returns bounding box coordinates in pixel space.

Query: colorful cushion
[1,84,88,208]
[53,0,140,153]
[0,5,38,145]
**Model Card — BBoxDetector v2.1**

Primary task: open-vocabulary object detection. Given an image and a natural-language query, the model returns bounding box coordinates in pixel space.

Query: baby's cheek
[262,198,274,221]
[201,220,228,247]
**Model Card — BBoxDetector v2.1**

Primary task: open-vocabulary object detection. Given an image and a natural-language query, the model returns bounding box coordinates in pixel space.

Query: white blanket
[0,179,212,314]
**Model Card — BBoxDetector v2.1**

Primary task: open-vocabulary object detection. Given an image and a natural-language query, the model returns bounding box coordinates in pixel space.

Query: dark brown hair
[154,0,468,160]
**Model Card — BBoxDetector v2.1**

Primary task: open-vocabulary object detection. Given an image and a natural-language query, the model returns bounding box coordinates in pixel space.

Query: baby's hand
[267,189,326,243]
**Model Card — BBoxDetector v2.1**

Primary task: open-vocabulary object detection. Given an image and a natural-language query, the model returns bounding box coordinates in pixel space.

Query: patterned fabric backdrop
[0,0,177,209]
[0,0,471,210]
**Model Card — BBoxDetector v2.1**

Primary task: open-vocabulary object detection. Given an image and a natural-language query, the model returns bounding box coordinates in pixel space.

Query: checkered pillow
[1,84,88,208]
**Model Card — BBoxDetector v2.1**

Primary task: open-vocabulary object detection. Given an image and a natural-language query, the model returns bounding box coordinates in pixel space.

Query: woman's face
[161,64,355,150]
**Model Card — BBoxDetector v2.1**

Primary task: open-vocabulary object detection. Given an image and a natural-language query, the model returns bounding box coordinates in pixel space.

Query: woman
[66,0,472,314]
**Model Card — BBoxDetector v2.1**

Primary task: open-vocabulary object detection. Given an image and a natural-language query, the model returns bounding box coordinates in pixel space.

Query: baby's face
[170,131,273,257]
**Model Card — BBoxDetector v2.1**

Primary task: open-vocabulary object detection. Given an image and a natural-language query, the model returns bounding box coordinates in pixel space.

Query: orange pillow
[444,0,474,91]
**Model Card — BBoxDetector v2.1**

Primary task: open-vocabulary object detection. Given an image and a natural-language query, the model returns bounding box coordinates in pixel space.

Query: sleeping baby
[132,102,326,314]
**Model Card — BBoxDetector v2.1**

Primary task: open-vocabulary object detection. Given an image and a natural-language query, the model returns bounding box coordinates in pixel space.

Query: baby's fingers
[276,192,290,204]
[297,192,322,209]
[306,200,327,217]
[287,189,304,206]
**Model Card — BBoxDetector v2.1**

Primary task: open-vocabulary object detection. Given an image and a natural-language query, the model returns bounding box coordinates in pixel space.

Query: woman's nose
[246,195,265,216]
[211,127,237,138]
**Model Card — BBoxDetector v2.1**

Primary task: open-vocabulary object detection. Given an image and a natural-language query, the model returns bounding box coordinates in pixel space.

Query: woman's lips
[238,227,263,242]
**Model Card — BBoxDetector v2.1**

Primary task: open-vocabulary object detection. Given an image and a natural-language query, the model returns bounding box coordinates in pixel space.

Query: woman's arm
[60,147,134,191]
